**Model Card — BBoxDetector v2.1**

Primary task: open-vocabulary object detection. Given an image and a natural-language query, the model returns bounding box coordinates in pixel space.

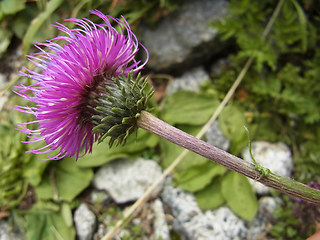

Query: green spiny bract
[92,72,154,147]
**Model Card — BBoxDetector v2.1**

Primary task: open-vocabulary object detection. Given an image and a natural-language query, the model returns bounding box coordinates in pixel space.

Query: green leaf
[0,0,25,15]
[61,202,73,227]
[175,162,226,192]
[195,179,225,210]
[77,128,159,167]
[22,0,63,54]
[219,104,248,154]
[23,157,50,186]
[35,158,93,202]
[0,28,12,57]
[221,171,258,221]
[162,91,219,125]
[24,207,75,240]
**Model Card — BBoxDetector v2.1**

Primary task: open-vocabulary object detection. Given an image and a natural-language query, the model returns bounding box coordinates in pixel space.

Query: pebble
[74,203,97,240]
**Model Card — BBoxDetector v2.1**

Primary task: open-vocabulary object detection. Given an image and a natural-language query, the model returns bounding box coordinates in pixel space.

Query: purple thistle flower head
[14,10,149,161]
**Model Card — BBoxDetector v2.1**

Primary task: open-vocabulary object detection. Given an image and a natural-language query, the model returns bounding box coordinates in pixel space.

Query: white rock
[242,141,293,194]
[93,158,163,204]
[161,182,201,225]
[167,67,209,95]
[74,203,96,240]
[151,199,170,240]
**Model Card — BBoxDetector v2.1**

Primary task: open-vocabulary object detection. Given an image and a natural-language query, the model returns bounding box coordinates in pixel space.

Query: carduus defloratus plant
[14,10,320,207]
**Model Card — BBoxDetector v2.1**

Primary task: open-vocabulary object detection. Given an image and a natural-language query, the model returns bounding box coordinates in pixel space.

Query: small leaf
[221,171,258,221]
[61,202,73,227]
[195,179,225,210]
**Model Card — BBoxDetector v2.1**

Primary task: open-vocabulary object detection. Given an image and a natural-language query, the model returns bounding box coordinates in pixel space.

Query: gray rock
[166,67,209,95]
[93,158,163,204]
[74,203,96,240]
[151,199,170,240]
[140,0,228,72]
[0,221,24,240]
[205,120,230,151]
[247,197,279,240]
[242,141,293,195]
[161,181,247,239]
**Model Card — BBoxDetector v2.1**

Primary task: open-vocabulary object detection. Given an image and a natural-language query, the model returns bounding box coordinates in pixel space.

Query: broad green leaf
[160,125,208,171]
[25,207,75,240]
[219,104,248,154]
[0,28,11,57]
[77,128,159,167]
[162,91,219,125]
[195,179,225,210]
[23,157,50,186]
[221,171,258,221]
[175,162,226,192]
[35,158,93,202]
[0,0,25,15]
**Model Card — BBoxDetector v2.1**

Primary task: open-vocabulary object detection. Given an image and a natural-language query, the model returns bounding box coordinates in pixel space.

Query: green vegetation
[0,0,180,56]
[1,0,319,239]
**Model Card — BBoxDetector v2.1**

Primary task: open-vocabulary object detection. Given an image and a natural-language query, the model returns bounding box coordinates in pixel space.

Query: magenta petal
[14,10,148,161]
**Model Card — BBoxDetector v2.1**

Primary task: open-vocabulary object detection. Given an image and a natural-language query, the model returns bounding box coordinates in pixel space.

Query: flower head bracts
[14,10,148,160]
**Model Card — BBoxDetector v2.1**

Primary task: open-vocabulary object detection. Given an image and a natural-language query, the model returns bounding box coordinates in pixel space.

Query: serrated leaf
[195,179,225,210]
[175,162,226,192]
[162,91,219,125]
[221,171,258,221]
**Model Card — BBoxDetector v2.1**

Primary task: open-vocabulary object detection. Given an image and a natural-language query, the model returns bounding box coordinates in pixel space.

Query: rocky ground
[0,0,295,239]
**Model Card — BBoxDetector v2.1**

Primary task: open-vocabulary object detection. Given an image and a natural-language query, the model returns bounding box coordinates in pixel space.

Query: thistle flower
[14,10,150,160]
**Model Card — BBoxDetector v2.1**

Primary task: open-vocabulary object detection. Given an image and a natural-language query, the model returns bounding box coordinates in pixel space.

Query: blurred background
[0,0,320,239]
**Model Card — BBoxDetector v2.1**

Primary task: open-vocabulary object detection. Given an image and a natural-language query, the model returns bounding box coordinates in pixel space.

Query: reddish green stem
[137,110,320,205]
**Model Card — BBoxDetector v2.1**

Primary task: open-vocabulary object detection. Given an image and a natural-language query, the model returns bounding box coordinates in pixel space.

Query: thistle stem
[137,110,320,205]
